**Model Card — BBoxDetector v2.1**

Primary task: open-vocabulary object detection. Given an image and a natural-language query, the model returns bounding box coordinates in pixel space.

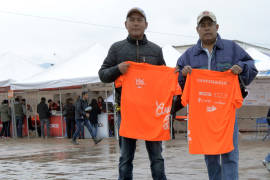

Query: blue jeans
[73,119,97,140]
[40,118,50,137]
[204,117,239,180]
[16,116,23,137]
[117,115,167,180]
[265,153,270,162]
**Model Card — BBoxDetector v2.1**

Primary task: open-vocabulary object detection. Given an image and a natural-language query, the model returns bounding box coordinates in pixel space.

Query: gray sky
[0,0,269,64]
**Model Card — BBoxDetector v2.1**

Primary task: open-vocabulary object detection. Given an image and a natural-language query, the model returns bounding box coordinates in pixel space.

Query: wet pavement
[0,133,269,180]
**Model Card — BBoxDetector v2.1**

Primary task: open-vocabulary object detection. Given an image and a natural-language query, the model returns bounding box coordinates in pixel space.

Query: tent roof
[162,45,181,67]
[0,52,44,86]
[245,48,270,77]
[11,44,107,90]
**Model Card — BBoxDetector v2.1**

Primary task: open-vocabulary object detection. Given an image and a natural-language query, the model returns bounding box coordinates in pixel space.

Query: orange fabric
[182,69,243,154]
[115,61,181,141]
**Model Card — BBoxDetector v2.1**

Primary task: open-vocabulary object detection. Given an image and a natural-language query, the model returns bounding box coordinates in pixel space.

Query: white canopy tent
[0,52,44,87]
[246,48,270,75]
[162,45,181,67]
[11,44,107,90]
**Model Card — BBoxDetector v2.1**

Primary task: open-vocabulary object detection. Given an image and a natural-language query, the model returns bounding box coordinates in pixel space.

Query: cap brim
[127,9,145,18]
[197,16,215,25]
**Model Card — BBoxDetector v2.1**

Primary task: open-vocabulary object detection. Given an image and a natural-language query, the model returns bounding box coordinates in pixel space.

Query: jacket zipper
[136,40,139,62]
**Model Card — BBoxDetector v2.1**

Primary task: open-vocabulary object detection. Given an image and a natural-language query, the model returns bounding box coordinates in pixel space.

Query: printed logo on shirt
[155,101,171,130]
[199,92,212,96]
[135,78,145,88]
[197,78,228,86]
[206,105,217,112]
[214,93,228,99]
[214,101,225,105]
[198,97,211,103]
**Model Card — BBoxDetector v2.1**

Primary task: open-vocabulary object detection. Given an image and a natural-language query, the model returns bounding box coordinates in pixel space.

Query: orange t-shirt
[182,69,243,154]
[115,61,181,141]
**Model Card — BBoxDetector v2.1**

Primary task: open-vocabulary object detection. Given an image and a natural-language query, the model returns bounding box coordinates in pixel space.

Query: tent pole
[105,90,109,137]
[35,91,39,137]
[25,94,30,138]
[59,88,64,137]
[105,90,108,113]
[10,97,17,138]
[112,84,118,140]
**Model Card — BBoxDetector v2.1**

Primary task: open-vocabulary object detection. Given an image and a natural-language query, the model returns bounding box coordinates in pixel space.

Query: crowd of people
[0,94,108,143]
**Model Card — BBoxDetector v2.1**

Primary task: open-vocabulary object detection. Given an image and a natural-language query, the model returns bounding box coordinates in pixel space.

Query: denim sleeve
[235,45,258,86]
[177,52,188,90]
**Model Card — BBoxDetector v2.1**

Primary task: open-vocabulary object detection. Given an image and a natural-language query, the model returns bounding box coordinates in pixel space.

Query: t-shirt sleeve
[114,75,123,88]
[233,76,243,108]
[181,73,190,107]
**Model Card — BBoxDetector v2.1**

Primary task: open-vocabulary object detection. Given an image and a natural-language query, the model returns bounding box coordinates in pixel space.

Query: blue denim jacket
[177,34,258,89]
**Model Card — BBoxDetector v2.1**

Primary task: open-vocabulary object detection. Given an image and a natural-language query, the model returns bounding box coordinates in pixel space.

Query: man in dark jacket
[63,98,75,139]
[0,100,11,138]
[99,8,167,180]
[177,11,258,180]
[14,97,24,137]
[37,97,50,138]
[72,91,102,145]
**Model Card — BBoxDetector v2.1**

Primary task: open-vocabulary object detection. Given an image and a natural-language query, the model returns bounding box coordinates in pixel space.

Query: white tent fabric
[11,44,107,90]
[246,48,270,73]
[0,52,44,87]
[0,79,14,87]
[162,45,181,67]
[104,94,114,103]
[10,44,270,90]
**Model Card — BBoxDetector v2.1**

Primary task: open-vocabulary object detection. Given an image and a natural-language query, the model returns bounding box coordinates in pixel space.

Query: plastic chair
[255,117,269,139]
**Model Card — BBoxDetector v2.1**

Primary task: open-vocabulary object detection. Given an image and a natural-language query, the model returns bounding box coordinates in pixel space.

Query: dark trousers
[28,117,35,131]
[73,119,96,141]
[66,117,75,139]
[117,115,167,180]
[16,116,23,137]
[0,121,10,137]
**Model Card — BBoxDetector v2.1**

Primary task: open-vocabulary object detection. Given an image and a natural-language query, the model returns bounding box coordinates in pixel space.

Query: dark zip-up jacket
[75,98,88,120]
[98,35,166,105]
[37,102,50,119]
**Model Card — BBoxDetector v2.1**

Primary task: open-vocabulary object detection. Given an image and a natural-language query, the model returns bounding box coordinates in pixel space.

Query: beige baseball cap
[126,7,146,21]
[197,10,217,25]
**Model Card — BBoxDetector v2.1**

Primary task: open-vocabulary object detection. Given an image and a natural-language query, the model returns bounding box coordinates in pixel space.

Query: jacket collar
[194,33,224,55]
[127,34,148,45]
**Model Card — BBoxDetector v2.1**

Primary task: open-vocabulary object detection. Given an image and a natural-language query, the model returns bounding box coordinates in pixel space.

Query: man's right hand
[118,62,130,74]
[182,65,192,76]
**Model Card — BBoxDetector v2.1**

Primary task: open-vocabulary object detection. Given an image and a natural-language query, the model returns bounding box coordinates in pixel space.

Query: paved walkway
[0,133,269,179]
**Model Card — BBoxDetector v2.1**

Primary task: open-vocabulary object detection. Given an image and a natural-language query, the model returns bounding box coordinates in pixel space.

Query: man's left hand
[230,65,242,75]
[174,66,179,73]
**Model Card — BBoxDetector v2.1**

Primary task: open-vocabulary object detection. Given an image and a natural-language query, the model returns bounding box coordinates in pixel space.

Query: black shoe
[93,138,103,145]
[71,139,79,145]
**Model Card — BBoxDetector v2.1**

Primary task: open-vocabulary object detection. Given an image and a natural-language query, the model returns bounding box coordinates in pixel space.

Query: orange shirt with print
[115,61,181,141]
[182,69,243,154]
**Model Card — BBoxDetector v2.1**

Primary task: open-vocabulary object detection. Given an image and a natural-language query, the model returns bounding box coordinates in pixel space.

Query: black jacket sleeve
[98,45,122,83]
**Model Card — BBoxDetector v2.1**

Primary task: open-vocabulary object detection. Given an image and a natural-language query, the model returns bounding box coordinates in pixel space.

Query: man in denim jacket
[177,11,258,180]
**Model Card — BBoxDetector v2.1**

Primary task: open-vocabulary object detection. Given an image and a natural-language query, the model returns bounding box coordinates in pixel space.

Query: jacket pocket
[216,57,232,71]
